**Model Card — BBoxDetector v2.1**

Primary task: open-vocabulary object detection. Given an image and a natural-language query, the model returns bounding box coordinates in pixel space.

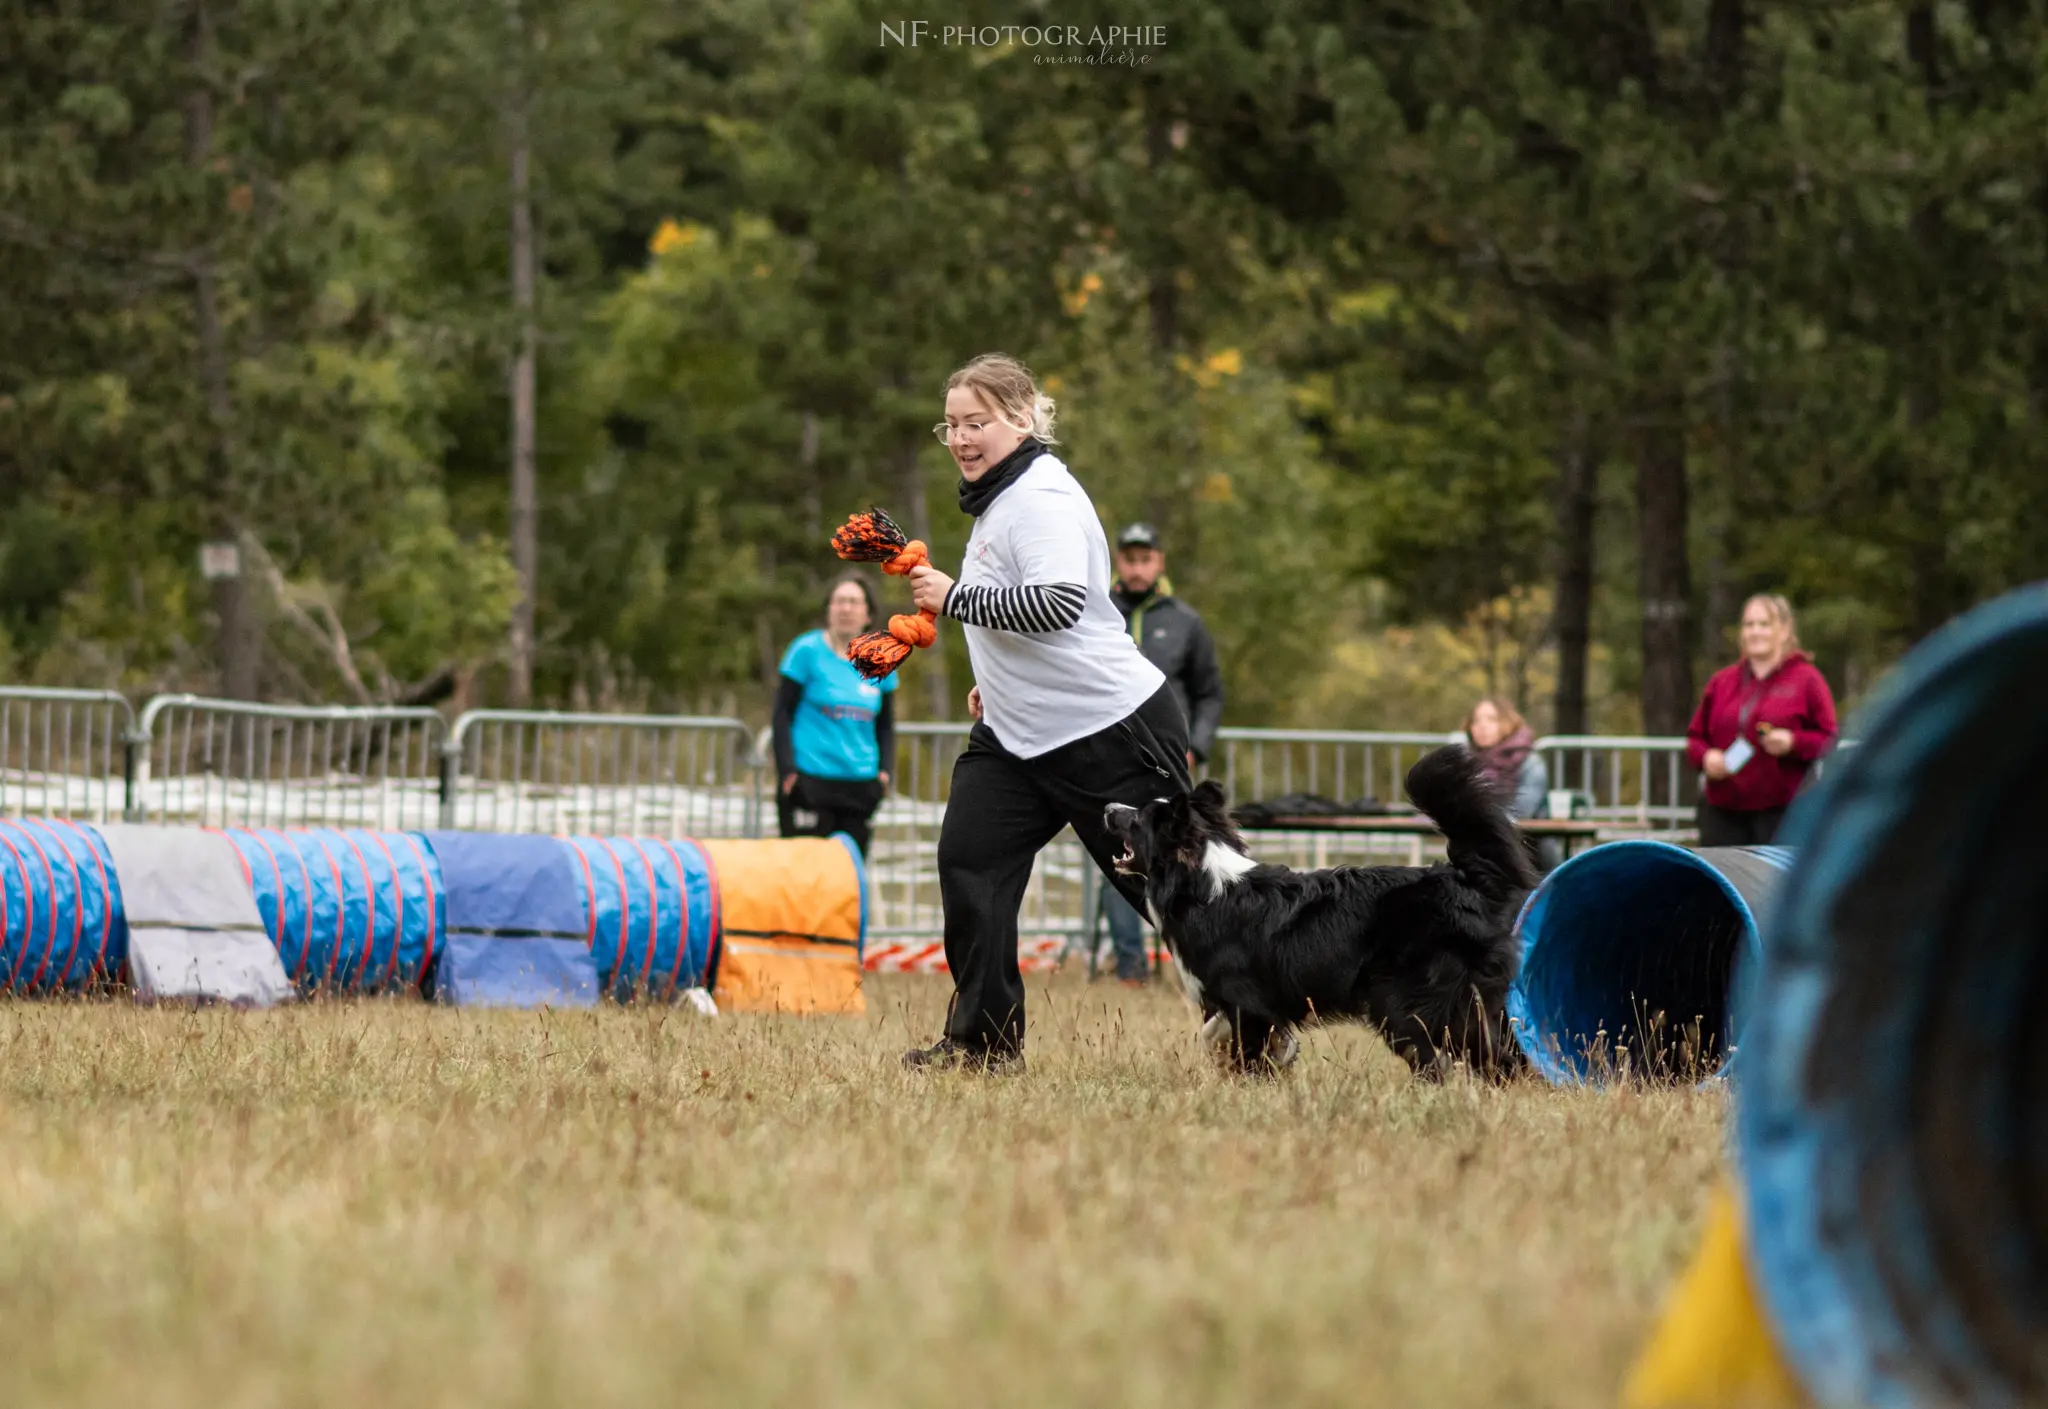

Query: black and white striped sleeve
[941,582,1087,633]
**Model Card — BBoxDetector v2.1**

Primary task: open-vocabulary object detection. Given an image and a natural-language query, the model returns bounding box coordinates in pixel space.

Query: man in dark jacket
[1098,522,1226,983]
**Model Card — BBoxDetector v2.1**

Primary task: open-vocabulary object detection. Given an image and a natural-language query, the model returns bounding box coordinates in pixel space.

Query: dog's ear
[1192,779,1228,810]
[1158,790,1196,845]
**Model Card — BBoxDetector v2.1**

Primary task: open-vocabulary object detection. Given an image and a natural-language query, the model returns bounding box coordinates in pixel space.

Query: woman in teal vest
[770,574,898,856]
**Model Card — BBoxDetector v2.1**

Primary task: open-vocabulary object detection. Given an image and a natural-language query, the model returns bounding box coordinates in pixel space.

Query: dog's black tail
[1404,745,1540,914]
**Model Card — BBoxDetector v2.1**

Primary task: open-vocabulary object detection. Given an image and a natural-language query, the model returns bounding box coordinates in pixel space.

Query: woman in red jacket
[1685,593,1839,846]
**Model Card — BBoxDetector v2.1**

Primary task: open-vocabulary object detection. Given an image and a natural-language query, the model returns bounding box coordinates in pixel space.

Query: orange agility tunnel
[699,835,866,1015]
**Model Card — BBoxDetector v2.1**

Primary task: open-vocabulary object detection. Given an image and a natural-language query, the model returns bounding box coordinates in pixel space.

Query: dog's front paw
[1234,1025,1299,1077]
[1201,1016,1299,1079]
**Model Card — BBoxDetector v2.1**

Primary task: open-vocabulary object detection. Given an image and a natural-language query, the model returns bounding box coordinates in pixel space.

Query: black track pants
[937,682,1192,1054]
[777,773,885,856]
[1696,801,1787,848]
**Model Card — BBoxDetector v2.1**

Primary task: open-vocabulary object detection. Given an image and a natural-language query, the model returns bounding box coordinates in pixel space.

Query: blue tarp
[0,818,127,992]
[566,836,718,1000]
[423,832,598,1008]
[222,828,445,995]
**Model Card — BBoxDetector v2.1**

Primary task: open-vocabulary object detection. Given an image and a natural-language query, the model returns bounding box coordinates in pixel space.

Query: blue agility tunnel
[565,836,720,1001]
[424,831,599,1008]
[214,829,725,1007]
[0,818,127,992]
[1733,581,2048,1408]
[221,829,444,995]
[1509,839,1793,1083]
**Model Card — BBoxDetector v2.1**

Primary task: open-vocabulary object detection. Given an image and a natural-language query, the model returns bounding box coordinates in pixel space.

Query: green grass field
[0,972,1723,1408]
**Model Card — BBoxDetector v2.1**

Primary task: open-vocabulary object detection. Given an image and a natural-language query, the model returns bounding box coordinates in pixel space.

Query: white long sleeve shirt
[942,451,1166,758]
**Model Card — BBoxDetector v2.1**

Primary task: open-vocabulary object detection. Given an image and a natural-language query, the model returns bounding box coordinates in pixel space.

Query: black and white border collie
[1103,746,1537,1079]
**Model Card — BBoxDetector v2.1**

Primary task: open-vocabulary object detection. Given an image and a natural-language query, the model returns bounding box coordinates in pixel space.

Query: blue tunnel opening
[1509,839,1790,1084]
[1737,581,2048,1407]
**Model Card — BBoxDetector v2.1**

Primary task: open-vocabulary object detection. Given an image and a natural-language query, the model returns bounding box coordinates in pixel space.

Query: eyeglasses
[932,419,1011,445]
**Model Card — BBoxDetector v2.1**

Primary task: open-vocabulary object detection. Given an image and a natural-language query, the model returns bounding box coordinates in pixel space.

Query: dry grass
[0,972,1724,1409]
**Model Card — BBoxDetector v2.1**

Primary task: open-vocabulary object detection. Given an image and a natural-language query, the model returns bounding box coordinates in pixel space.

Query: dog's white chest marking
[1201,841,1258,899]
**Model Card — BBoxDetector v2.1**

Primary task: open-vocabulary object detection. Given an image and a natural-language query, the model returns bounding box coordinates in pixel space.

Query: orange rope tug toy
[830,507,938,680]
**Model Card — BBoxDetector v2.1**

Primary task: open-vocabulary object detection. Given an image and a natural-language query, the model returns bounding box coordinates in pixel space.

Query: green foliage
[353,489,521,690]
[3,0,2045,727]
[1047,306,1348,723]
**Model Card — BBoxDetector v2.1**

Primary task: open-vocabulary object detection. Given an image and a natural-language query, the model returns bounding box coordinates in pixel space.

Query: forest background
[6,0,2046,737]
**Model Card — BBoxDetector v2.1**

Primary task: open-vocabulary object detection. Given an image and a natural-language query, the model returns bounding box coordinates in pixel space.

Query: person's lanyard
[1734,666,1774,737]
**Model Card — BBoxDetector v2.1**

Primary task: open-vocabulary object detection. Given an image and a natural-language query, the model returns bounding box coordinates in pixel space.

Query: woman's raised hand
[967,686,983,721]
[907,563,953,615]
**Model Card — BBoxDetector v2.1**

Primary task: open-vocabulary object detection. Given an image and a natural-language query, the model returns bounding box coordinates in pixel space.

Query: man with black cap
[1100,521,1226,984]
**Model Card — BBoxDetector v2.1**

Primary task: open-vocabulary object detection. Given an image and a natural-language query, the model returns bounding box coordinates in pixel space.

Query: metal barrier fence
[1532,735,1696,833]
[0,687,134,824]
[860,725,1517,945]
[443,710,759,837]
[1196,729,1468,909]
[134,696,448,830]
[861,725,1707,947]
[861,723,1093,942]
[1213,729,1699,835]
[1213,728,1453,809]
[0,685,1752,947]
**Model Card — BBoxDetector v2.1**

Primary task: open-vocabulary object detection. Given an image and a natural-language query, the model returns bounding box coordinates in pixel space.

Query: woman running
[900,353,1192,1073]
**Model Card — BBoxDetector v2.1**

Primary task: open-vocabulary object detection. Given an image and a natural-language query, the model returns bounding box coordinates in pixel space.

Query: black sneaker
[901,1037,1025,1074]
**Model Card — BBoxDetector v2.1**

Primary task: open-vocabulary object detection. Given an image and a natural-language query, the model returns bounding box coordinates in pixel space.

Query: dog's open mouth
[1111,842,1139,875]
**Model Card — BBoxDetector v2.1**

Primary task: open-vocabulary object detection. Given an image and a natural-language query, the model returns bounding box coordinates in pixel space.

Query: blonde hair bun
[946,353,1060,446]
